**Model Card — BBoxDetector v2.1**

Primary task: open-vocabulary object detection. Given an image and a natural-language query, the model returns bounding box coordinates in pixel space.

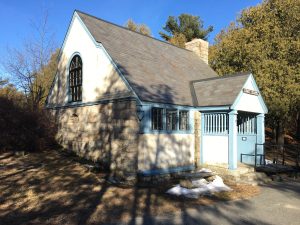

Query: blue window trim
[198,106,231,111]
[46,97,136,109]
[203,133,229,136]
[143,101,195,110]
[140,102,194,134]
[151,107,164,131]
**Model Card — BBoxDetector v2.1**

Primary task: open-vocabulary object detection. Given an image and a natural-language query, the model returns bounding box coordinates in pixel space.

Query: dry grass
[0,150,260,225]
[213,184,260,201]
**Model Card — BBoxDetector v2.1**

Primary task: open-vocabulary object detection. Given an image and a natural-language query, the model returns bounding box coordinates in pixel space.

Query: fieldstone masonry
[185,39,209,64]
[50,99,139,179]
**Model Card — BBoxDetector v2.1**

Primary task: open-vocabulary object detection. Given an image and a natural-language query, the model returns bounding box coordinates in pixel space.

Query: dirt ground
[0,150,260,225]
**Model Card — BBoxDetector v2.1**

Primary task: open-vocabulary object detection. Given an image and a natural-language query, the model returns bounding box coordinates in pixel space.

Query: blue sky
[0,0,262,74]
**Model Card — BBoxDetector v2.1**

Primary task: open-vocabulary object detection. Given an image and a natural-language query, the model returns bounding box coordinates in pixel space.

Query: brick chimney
[185,39,209,64]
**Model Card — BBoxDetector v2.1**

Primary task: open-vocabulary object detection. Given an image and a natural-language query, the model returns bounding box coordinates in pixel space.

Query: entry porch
[197,74,268,170]
[200,110,265,170]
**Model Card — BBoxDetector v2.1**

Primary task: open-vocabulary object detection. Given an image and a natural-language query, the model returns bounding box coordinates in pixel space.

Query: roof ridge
[75,9,193,53]
[191,72,251,84]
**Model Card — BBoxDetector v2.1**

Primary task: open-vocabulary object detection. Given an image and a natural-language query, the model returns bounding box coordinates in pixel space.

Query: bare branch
[1,8,58,110]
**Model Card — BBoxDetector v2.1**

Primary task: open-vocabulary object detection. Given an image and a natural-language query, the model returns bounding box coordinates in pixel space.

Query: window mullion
[69,55,82,102]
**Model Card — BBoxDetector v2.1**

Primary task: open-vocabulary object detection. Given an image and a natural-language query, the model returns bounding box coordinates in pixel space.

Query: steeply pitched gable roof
[76,11,218,106]
[191,73,250,107]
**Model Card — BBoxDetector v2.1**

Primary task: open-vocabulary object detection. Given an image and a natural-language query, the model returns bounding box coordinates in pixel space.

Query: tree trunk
[296,112,300,139]
[276,121,285,145]
[271,128,277,144]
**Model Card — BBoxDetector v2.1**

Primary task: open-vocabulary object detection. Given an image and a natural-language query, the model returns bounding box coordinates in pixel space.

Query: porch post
[257,114,265,144]
[229,110,238,170]
[194,111,201,168]
[200,113,205,164]
[256,114,265,157]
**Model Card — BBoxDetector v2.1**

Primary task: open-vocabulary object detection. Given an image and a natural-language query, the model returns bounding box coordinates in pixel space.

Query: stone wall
[50,99,139,178]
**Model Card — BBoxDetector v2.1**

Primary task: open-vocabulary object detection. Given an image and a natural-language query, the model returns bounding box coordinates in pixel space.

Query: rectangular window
[166,109,177,130]
[152,108,163,130]
[179,111,189,130]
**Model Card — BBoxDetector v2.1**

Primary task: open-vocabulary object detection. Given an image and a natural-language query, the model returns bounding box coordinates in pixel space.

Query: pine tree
[160,14,213,47]
[210,0,300,143]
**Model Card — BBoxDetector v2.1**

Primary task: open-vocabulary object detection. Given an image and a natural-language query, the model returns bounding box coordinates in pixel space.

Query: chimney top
[185,39,209,64]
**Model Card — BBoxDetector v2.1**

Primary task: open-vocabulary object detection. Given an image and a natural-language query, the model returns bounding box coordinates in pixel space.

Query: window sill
[140,130,193,135]
[67,100,83,104]
[203,133,228,136]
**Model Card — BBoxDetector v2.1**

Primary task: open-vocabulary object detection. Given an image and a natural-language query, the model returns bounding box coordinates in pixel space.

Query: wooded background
[0,0,299,152]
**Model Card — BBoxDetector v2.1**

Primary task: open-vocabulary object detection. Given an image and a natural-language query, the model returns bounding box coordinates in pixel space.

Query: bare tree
[2,10,57,110]
[0,77,8,87]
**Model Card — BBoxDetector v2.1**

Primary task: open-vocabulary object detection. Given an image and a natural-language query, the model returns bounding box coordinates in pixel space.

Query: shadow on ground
[0,150,280,225]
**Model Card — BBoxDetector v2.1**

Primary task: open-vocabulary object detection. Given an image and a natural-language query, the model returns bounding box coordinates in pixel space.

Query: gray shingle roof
[191,73,250,107]
[76,11,218,106]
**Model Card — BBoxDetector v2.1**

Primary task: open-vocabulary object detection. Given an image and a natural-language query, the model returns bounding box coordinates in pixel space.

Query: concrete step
[237,166,255,175]
[203,163,271,185]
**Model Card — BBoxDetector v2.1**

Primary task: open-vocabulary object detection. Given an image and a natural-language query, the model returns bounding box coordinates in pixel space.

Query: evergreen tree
[160,14,213,47]
[209,0,300,143]
[169,33,187,48]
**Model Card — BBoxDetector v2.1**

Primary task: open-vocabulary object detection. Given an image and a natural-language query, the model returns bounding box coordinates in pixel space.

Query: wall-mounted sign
[242,88,259,96]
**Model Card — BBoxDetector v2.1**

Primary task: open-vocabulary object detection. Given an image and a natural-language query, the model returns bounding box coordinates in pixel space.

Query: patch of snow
[166,185,201,199]
[265,159,273,165]
[192,178,208,187]
[198,168,212,173]
[209,176,232,192]
[166,175,232,199]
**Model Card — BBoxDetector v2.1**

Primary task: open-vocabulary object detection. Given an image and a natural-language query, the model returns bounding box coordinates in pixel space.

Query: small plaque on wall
[242,88,259,96]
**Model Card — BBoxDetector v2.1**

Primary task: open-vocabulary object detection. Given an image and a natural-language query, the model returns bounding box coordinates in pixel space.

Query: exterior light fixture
[136,105,144,121]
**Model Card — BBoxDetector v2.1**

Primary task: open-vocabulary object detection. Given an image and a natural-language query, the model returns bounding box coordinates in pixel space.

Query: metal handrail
[240,143,265,167]
[241,143,300,168]
[260,143,299,167]
[240,153,264,166]
[255,143,265,167]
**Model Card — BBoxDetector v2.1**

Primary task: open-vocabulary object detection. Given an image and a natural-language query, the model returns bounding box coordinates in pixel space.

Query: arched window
[69,55,82,102]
